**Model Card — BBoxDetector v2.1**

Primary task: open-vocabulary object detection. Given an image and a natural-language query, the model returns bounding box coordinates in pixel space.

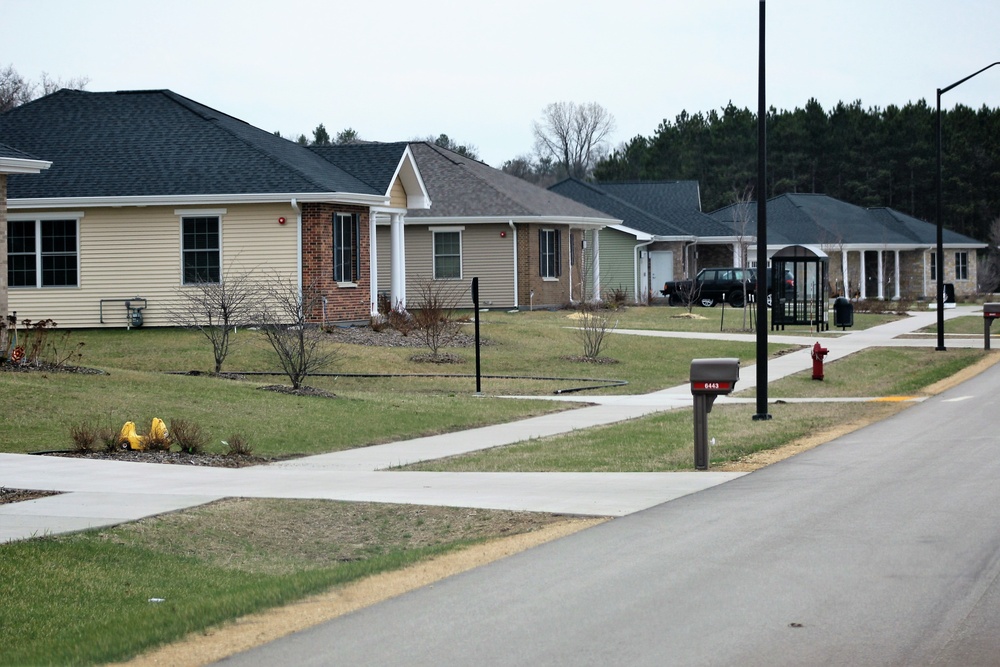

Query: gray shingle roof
[0,89,376,199]
[0,141,41,161]
[710,193,984,246]
[309,142,411,195]
[404,143,613,220]
[550,178,733,237]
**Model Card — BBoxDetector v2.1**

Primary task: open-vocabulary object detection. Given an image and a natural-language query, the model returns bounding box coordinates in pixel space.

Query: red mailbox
[811,341,829,381]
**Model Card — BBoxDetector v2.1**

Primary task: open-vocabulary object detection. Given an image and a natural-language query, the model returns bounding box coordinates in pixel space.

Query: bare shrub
[170,419,209,455]
[387,307,415,336]
[604,285,629,310]
[172,268,257,373]
[674,281,704,314]
[256,274,341,390]
[69,421,98,452]
[410,277,468,359]
[45,330,85,368]
[224,433,254,457]
[577,304,618,360]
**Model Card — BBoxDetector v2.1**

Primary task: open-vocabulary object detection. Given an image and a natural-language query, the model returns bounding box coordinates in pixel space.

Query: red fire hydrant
[811,341,830,380]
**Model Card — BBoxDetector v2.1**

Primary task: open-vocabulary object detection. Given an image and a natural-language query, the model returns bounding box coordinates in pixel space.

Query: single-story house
[711,193,987,299]
[0,141,52,323]
[0,89,429,327]
[549,178,736,301]
[316,143,618,311]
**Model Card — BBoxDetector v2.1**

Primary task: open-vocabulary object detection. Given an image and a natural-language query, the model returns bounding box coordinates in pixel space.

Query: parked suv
[661,267,794,307]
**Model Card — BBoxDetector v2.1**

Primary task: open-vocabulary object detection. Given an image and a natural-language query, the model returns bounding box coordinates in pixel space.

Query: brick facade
[516,222,573,308]
[301,202,372,323]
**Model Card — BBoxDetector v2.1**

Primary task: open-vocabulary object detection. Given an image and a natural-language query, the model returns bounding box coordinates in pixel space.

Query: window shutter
[539,229,545,275]
[555,229,562,277]
[353,214,360,282]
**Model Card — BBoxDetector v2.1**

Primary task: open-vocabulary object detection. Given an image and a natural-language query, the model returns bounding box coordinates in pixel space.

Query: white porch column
[591,228,601,302]
[389,213,406,309]
[842,250,850,298]
[894,250,901,300]
[859,250,867,299]
[877,250,885,300]
[369,211,378,316]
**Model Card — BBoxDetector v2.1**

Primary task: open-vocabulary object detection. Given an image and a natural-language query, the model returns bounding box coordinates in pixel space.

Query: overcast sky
[6,0,1000,167]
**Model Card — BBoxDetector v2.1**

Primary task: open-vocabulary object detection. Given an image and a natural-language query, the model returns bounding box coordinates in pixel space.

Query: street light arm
[940,62,1000,96]
[935,61,1000,352]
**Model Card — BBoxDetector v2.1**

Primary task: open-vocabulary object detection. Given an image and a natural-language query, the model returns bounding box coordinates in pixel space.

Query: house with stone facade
[0,89,428,328]
[711,193,986,300]
[554,178,986,302]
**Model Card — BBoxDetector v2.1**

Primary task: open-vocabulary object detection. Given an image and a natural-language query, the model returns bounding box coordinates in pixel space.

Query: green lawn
[1,310,793,454]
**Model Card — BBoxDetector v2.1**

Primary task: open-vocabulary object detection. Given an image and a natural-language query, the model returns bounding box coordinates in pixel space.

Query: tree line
[593,99,1000,242]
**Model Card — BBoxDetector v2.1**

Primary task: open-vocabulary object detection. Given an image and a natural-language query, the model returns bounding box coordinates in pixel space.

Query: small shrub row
[67,418,253,457]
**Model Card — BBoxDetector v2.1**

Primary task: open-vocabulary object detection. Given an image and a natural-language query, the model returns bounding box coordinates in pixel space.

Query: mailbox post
[690,358,740,471]
[984,303,1000,350]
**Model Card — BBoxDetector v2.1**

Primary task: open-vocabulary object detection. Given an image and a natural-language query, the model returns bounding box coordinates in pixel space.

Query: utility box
[690,358,740,470]
[984,303,1000,349]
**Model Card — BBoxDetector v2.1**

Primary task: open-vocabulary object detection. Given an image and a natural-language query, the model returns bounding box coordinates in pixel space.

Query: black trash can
[944,283,956,304]
[833,296,854,329]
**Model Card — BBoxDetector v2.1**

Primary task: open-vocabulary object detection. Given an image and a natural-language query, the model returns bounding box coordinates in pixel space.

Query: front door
[650,251,674,296]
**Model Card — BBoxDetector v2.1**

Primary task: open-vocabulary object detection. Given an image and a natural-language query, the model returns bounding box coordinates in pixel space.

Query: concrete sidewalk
[0,306,986,542]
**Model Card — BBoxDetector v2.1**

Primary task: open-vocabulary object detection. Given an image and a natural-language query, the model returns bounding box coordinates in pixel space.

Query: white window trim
[333,212,361,285]
[432,229,463,280]
[540,228,560,279]
[7,213,83,289]
[178,212,224,285]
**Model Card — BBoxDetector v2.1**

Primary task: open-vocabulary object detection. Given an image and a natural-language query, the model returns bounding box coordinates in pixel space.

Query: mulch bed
[0,487,61,505]
[42,449,270,468]
[0,361,106,375]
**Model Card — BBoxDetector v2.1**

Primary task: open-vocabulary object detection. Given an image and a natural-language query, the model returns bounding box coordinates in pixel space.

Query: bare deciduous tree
[1,64,88,111]
[256,275,340,389]
[533,102,616,179]
[410,276,468,360]
[171,268,257,373]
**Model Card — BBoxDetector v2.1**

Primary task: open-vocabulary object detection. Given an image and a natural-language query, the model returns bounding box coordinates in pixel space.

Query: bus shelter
[770,245,829,331]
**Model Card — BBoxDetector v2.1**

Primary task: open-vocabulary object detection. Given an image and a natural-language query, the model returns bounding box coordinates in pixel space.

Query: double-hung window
[433,229,462,280]
[930,251,938,281]
[955,252,969,280]
[539,228,561,279]
[7,216,79,288]
[181,215,221,284]
[334,212,360,283]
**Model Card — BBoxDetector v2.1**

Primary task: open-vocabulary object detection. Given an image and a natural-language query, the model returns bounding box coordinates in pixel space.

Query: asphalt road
[218,362,1000,667]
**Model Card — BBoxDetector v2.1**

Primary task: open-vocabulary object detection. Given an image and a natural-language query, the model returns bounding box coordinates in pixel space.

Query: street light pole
[936,62,1000,351]
[753,0,770,420]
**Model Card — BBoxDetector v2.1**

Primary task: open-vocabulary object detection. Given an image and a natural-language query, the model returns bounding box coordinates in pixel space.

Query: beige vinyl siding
[375,225,391,295]
[8,203,299,328]
[389,178,408,209]
[404,224,515,309]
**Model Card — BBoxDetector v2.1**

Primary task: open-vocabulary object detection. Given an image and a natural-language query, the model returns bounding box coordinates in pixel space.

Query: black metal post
[753,0,771,421]
[472,277,482,394]
[936,62,1000,352]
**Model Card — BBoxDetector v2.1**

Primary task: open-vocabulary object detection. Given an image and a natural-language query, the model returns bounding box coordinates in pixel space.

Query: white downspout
[291,198,301,297]
[508,221,518,309]
[634,239,654,304]
[592,228,601,303]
